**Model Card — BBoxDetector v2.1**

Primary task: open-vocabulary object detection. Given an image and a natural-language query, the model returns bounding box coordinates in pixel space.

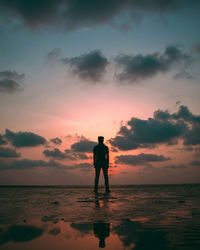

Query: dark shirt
[93,143,109,167]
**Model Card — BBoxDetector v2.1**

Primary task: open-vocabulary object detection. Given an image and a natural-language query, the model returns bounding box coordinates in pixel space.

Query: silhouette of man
[93,136,110,193]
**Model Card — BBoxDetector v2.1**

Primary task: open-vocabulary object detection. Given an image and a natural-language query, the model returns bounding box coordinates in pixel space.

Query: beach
[0,184,200,249]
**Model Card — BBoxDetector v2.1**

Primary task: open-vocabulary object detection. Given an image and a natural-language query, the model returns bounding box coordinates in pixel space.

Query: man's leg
[102,167,110,192]
[94,167,101,192]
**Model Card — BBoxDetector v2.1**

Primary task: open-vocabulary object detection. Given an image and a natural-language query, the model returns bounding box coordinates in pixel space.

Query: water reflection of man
[93,136,110,193]
[93,190,110,248]
[93,222,110,248]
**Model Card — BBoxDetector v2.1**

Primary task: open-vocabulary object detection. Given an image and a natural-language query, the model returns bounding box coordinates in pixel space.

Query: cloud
[0,158,92,171]
[70,223,93,234]
[174,70,192,80]
[0,135,7,145]
[193,44,200,55]
[43,148,69,159]
[45,48,61,63]
[162,164,186,169]
[0,79,21,93]
[48,228,61,236]
[110,105,200,150]
[62,50,109,82]
[0,159,57,170]
[0,70,24,93]
[76,153,89,160]
[115,46,190,82]
[112,219,168,249]
[115,153,170,166]
[71,137,96,152]
[72,163,92,172]
[190,160,200,166]
[0,71,25,81]
[0,0,197,30]
[50,137,62,145]
[110,118,186,150]
[5,129,46,147]
[0,147,20,158]
[170,106,200,146]
[183,123,200,146]
[0,225,44,245]
[171,105,200,122]
[43,148,89,160]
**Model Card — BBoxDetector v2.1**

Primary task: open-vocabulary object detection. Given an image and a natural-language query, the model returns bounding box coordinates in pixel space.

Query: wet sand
[0,184,200,249]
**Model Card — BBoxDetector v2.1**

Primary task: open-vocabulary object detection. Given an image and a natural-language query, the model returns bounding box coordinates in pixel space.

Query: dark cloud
[0,71,25,81]
[193,44,200,55]
[73,163,92,172]
[50,137,62,145]
[0,70,24,93]
[112,219,168,249]
[111,146,118,152]
[48,228,61,236]
[0,135,7,145]
[115,153,170,166]
[153,109,171,121]
[0,158,73,171]
[171,105,199,122]
[174,70,192,80]
[183,123,200,146]
[5,129,46,147]
[190,160,200,166]
[46,48,61,63]
[110,105,200,150]
[162,164,186,169]
[0,147,20,158]
[71,223,93,234]
[0,0,197,30]
[0,158,92,171]
[0,79,21,93]
[176,100,181,106]
[110,118,186,150]
[43,148,68,159]
[65,149,89,160]
[171,106,200,146]
[0,159,56,170]
[115,46,190,82]
[0,225,44,245]
[43,148,89,160]
[71,137,96,152]
[62,50,108,82]
[75,152,89,160]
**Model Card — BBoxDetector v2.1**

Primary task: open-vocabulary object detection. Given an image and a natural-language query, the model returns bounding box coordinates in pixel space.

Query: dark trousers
[94,166,109,191]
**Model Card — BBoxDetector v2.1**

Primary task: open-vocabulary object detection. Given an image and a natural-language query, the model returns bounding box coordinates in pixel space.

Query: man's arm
[106,147,109,168]
[93,147,96,168]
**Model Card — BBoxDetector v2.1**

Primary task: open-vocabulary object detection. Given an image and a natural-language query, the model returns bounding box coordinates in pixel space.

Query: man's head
[98,136,104,143]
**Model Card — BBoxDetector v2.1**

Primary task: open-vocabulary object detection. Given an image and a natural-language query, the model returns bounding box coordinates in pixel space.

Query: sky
[0,0,200,185]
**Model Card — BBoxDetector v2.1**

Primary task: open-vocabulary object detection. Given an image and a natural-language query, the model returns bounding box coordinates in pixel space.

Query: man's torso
[93,144,108,167]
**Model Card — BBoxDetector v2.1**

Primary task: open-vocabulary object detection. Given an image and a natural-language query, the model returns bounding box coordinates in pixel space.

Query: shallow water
[0,185,200,249]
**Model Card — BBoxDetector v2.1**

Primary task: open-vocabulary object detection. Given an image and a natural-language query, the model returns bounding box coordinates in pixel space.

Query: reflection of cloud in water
[70,223,93,234]
[0,225,44,245]
[42,215,59,224]
[112,219,168,250]
[48,227,61,236]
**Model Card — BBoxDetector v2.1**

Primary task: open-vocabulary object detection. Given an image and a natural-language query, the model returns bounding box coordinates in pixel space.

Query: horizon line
[0,183,199,188]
